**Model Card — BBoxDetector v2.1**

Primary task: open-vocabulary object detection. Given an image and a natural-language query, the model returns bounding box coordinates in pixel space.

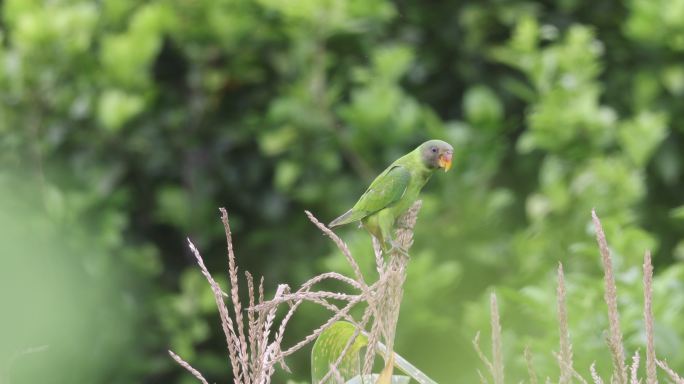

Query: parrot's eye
[431,147,437,153]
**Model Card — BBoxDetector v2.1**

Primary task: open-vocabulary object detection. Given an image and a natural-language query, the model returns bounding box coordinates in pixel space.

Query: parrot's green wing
[356,165,411,213]
[329,165,411,227]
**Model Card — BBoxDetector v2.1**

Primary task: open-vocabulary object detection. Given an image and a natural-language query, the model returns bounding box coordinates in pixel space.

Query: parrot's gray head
[418,139,454,172]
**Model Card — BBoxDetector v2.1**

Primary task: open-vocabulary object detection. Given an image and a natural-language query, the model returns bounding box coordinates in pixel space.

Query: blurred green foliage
[1,0,683,382]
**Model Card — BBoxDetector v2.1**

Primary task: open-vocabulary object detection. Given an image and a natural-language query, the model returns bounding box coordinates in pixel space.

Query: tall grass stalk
[592,209,628,384]
[475,211,684,384]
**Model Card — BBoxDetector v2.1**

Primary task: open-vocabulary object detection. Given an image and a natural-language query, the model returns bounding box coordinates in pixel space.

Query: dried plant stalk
[186,238,242,380]
[557,262,573,384]
[379,202,421,365]
[474,212,684,384]
[656,360,684,384]
[278,294,365,359]
[478,369,490,384]
[305,210,367,287]
[524,346,538,384]
[174,208,372,384]
[552,351,588,384]
[629,350,640,384]
[169,350,210,384]
[245,271,259,380]
[473,332,495,377]
[590,363,604,384]
[472,293,504,384]
[642,251,657,384]
[363,201,422,376]
[235,202,423,382]
[220,208,250,379]
[372,236,385,275]
[592,210,628,384]
[490,293,504,384]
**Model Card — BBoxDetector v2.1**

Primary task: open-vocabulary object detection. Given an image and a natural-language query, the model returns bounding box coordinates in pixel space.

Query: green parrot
[329,139,453,254]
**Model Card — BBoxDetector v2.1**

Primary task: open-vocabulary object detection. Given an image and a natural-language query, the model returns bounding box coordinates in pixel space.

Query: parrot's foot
[395,222,411,230]
[384,240,409,257]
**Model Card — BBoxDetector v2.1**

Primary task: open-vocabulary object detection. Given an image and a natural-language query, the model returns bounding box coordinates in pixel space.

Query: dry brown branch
[471,293,509,384]
[557,262,573,384]
[262,283,300,381]
[524,346,538,384]
[591,363,605,384]
[168,350,210,384]
[307,296,359,324]
[279,294,366,359]
[171,202,437,383]
[258,284,287,375]
[478,369,490,384]
[471,211,684,384]
[305,210,367,287]
[592,209,628,384]
[363,302,383,375]
[329,363,345,384]
[220,208,250,379]
[252,272,367,316]
[187,238,242,379]
[300,272,365,291]
[473,332,495,379]
[255,276,266,382]
[179,209,368,384]
[240,204,423,382]
[271,288,308,373]
[629,350,641,384]
[362,201,422,376]
[380,202,420,367]
[251,291,362,311]
[245,271,259,380]
[553,351,588,384]
[642,251,657,384]
[372,236,385,275]
[490,293,504,384]
[656,360,684,384]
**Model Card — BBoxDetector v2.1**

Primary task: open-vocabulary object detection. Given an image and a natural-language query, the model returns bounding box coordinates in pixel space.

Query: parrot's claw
[395,222,411,230]
[384,240,409,257]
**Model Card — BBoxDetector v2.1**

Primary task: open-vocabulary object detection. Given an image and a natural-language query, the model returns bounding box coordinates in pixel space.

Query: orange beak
[438,152,453,172]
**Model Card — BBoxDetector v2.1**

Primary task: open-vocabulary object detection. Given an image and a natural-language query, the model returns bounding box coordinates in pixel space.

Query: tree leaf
[311,321,368,384]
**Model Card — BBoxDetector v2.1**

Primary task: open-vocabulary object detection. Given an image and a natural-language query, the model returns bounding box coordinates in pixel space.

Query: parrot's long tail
[328,209,364,228]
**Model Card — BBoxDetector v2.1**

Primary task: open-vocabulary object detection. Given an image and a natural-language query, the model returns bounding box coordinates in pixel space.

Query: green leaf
[372,45,414,81]
[311,321,368,384]
[99,3,168,88]
[663,66,684,95]
[510,15,539,53]
[259,125,298,156]
[670,205,684,221]
[275,161,301,191]
[346,375,410,384]
[463,85,503,130]
[311,322,438,384]
[154,186,191,228]
[97,89,145,131]
[618,110,668,166]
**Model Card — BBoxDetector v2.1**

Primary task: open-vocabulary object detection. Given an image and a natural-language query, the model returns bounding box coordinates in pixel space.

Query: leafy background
[1,0,683,382]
